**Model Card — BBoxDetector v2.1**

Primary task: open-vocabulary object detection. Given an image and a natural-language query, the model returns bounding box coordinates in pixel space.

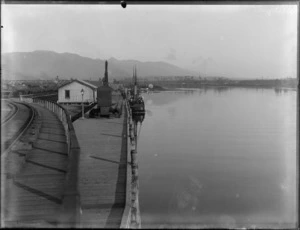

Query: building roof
[58,79,98,90]
[85,80,121,91]
[85,80,103,88]
[58,79,122,91]
[77,79,98,89]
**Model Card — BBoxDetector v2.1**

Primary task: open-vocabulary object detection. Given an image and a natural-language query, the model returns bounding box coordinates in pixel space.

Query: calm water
[138,87,297,229]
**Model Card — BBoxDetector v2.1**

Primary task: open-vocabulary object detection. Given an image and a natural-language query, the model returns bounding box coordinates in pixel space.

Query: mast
[134,66,138,100]
[132,66,135,87]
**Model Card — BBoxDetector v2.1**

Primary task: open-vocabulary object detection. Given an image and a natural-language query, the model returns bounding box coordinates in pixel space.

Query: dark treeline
[2,79,70,97]
[120,77,298,89]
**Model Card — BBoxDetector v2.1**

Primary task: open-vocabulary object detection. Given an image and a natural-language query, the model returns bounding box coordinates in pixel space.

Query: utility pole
[81,89,84,119]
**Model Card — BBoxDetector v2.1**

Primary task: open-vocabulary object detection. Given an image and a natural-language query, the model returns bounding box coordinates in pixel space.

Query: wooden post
[131,149,138,177]
[130,138,141,228]
[129,123,133,138]
[125,98,141,228]
[134,121,138,145]
[60,108,63,121]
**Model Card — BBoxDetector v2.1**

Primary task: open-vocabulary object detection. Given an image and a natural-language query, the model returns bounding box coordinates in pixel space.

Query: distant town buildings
[1,75,297,99]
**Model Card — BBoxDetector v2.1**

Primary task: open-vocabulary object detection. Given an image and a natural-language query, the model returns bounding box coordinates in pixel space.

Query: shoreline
[159,85,298,91]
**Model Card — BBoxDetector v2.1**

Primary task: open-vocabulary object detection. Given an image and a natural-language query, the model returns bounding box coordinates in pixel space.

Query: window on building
[65,90,70,99]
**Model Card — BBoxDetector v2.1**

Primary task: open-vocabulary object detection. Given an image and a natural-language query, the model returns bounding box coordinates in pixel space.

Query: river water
[137,87,297,229]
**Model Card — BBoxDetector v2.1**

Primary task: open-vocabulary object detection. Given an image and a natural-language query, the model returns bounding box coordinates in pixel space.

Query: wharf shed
[57,79,98,104]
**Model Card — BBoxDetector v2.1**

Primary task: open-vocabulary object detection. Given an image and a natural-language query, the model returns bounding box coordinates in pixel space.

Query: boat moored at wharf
[128,67,146,121]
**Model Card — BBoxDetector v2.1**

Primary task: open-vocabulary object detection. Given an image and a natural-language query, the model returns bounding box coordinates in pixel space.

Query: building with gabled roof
[57,79,99,104]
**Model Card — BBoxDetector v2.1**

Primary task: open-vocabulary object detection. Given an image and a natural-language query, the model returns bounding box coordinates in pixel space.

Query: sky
[1,4,298,79]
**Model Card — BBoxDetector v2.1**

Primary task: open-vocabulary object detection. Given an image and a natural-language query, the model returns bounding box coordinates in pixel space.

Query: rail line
[2,99,79,227]
[1,101,35,155]
[1,100,19,125]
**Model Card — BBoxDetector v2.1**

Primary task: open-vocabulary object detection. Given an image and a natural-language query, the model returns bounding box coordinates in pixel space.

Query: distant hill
[2,50,197,80]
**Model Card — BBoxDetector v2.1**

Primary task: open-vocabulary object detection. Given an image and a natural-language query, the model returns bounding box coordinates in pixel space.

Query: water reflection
[167,107,177,118]
[274,88,283,94]
[143,91,189,106]
[212,86,231,95]
[171,175,203,211]
[144,86,294,106]
[183,90,196,95]
[132,113,145,123]
[139,87,297,228]
[274,87,294,95]
[146,109,153,117]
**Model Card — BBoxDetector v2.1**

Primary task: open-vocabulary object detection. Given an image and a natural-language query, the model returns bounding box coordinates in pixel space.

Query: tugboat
[128,67,145,123]
[129,67,146,116]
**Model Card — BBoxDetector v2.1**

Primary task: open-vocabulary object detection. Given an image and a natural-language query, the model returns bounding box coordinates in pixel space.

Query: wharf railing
[71,102,97,122]
[20,93,58,103]
[120,100,141,229]
[19,94,34,103]
[31,98,81,228]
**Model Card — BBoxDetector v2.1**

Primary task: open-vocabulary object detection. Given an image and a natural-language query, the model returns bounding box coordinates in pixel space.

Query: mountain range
[2,50,198,81]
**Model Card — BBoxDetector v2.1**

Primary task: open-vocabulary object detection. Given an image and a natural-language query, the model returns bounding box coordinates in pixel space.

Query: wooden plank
[74,112,127,228]
[2,105,68,227]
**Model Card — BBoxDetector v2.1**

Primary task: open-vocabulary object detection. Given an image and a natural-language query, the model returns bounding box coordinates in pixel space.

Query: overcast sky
[1,4,298,79]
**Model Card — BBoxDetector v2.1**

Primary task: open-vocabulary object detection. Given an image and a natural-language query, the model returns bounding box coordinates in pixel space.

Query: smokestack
[103,60,108,86]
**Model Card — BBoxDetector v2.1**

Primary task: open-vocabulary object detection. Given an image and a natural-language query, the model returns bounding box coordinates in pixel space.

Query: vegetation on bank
[141,78,298,90]
[2,79,70,97]
[117,77,297,92]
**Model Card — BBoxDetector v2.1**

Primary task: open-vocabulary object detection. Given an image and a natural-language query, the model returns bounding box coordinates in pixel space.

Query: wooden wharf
[1,98,140,228]
[73,105,127,228]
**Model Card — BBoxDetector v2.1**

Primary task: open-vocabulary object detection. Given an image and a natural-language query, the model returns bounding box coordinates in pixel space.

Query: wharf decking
[73,111,127,228]
[2,104,68,227]
[2,100,129,228]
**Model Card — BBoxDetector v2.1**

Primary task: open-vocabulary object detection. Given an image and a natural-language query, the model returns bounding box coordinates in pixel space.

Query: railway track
[1,100,19,125]
[1,100,35,155]
[2,102,70,227]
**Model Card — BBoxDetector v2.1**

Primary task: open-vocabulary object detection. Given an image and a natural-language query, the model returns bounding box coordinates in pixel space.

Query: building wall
[58,81,97,103]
